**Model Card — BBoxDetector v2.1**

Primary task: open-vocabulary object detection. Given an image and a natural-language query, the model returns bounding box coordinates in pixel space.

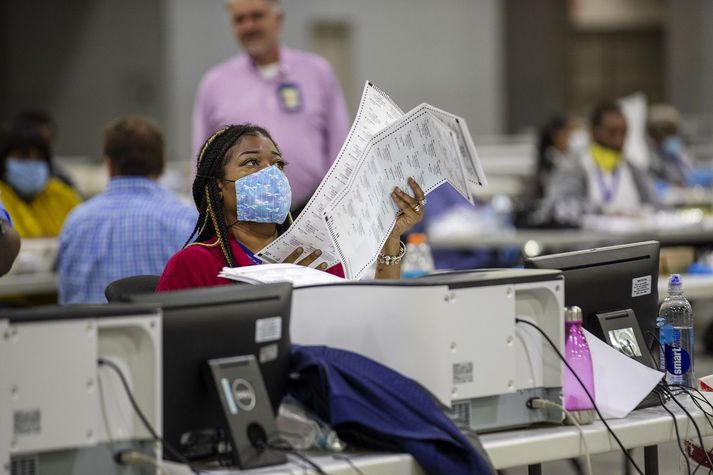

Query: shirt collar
[106,176,161,193]
[241,45,293,79]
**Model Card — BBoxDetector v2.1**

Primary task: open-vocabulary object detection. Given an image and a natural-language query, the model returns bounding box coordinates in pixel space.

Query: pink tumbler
[563,306,595,424]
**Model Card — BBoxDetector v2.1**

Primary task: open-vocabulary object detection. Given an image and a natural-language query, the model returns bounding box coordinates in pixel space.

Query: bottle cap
[668,273,683,291]
[407,233,428,245]
[564,306,583,322]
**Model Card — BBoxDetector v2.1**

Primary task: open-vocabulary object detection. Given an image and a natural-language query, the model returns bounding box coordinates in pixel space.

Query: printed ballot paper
[256,81,487,280]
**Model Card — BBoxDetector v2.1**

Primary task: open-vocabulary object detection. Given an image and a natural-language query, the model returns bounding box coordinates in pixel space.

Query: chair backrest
[105,275,160,302]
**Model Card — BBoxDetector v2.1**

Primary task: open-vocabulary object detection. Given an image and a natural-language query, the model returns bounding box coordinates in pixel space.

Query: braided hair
[186,124,282,268]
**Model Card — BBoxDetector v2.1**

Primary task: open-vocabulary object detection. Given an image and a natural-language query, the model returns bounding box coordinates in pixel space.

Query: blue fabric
[289,345,494,475]
[6,159,50,197]
[410,185,495,270]
[0,198,11,226]
[235,165,291,224]
[58,177,197,303]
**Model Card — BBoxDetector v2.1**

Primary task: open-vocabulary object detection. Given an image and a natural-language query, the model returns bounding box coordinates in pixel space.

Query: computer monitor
[524,241,660,365]
[129,282,292,465]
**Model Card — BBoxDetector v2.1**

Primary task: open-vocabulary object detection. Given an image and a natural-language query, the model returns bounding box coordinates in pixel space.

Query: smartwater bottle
[658,274,694,387]
[563,306,595,424]
[401,233,435,278]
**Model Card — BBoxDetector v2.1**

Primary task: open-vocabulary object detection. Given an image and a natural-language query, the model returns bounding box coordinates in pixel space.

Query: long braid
[188,123,280,269]
[206,183,236,267]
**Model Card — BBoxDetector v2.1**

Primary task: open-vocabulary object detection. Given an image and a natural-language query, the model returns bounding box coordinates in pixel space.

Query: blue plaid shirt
[58,177,198,303]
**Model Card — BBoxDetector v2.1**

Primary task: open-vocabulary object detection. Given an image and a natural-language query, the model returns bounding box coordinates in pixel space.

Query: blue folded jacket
[289,345,495,475]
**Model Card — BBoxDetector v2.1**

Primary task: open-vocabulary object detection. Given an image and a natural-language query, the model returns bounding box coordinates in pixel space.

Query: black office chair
[105,275,160,302]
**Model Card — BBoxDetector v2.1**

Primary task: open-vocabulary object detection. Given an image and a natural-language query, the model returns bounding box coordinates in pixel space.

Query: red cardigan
[156,236,344,292]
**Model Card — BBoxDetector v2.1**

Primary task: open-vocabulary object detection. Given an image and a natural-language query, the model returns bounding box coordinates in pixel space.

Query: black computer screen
[129,282,292,461]
[524,240,660,352]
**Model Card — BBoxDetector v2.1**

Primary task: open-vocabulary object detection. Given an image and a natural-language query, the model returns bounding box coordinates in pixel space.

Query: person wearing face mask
[535,102,659,226]
[646,104,694,187]
[533,115,588,200]
[157,124,425,291]
[0,123,81,237]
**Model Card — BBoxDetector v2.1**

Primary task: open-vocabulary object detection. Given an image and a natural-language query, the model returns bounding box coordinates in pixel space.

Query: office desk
[659,274,713,300]
[164,453,424,475]
[0,238,59,301]
[165,401,711,475]
[430,226,713,254]
[481,401,713,474]
[0,271,57,298]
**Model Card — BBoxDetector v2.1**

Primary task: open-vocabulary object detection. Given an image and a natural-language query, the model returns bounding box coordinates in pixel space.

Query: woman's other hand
[283,247,328,270]
[389,177,426,239]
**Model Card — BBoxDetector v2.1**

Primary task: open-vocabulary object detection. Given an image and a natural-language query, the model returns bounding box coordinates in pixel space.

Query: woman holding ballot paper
[156,124,425,291]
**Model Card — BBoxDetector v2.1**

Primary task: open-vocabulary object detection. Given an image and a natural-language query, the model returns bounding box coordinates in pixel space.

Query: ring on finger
[413,204,422,213]
[418,198,427,206]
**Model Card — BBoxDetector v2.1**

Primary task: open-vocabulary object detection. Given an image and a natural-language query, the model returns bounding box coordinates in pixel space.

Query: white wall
[0,0,163,160]
[2,1,504,165]
[161,0,236,165]
[666,0,713,121]
[161,0,505,165]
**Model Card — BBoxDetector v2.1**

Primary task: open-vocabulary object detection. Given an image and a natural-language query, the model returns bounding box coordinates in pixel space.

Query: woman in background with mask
[533,115,587,199]
[157,124,425,290]
[0,122,81,237]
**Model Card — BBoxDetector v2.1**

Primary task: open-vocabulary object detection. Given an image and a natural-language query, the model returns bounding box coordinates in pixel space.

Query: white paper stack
[218,263,346,288]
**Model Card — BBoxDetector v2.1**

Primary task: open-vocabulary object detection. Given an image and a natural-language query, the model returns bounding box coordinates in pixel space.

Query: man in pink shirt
[193,0,350,214]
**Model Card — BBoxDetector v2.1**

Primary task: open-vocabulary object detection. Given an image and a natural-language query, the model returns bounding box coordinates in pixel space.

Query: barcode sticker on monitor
[255,316,282,343]
[632,276,652,297]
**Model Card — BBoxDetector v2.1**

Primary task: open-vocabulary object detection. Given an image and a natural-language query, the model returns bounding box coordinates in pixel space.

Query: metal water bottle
[658,274,694,387]
[563,306,595,424]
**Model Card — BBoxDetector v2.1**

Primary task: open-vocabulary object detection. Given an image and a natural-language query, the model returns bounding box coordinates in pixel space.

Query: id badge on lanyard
[277,82,303,113]
[595,166,622,204]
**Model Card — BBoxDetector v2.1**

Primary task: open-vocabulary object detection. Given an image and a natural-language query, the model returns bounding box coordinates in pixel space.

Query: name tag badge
[277,83,302,113]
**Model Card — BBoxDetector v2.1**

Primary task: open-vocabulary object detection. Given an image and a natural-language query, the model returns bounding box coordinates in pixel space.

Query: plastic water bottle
[563,306,595,424]
[658,274,694,387]
[401,233,435,278]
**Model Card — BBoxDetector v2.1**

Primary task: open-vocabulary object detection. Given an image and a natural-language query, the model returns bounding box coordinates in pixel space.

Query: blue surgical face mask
[234,165,292,224]
[5,158,50,198]
[662,136,684,158]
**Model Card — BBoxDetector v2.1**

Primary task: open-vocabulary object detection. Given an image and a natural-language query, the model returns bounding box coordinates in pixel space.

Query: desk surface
[0,271,56,298]
[429,226,713,252]
[165,453,424,475]
[164,399,712,474]
[481,400,713,469]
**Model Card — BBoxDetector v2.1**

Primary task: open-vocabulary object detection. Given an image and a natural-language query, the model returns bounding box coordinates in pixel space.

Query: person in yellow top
[0,123,81,237]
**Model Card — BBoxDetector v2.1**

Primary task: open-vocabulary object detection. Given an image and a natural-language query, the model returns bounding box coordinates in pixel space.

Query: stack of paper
[219,263,346,288]
[256,81,488,279]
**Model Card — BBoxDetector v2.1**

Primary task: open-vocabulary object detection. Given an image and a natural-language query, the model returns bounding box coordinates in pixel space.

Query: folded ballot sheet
[257,81,487,279]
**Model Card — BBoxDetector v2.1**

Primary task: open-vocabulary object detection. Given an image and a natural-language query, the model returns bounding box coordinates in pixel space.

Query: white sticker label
[632,275,652,297]
[453,362,474,384]
[259,343,279,363]
[255,316,282,343]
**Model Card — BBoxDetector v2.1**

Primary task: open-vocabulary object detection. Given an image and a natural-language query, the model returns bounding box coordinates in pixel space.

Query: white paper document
[257,81,487,279]
[219,264,346,288]
[585,329,664,419]
[256,82,404,269]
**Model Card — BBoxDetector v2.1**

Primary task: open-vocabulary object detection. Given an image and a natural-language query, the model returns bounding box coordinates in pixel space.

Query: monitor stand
[208,355,286,469]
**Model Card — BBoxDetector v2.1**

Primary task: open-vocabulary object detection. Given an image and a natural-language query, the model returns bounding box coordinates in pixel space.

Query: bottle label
[664,344,691,376]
